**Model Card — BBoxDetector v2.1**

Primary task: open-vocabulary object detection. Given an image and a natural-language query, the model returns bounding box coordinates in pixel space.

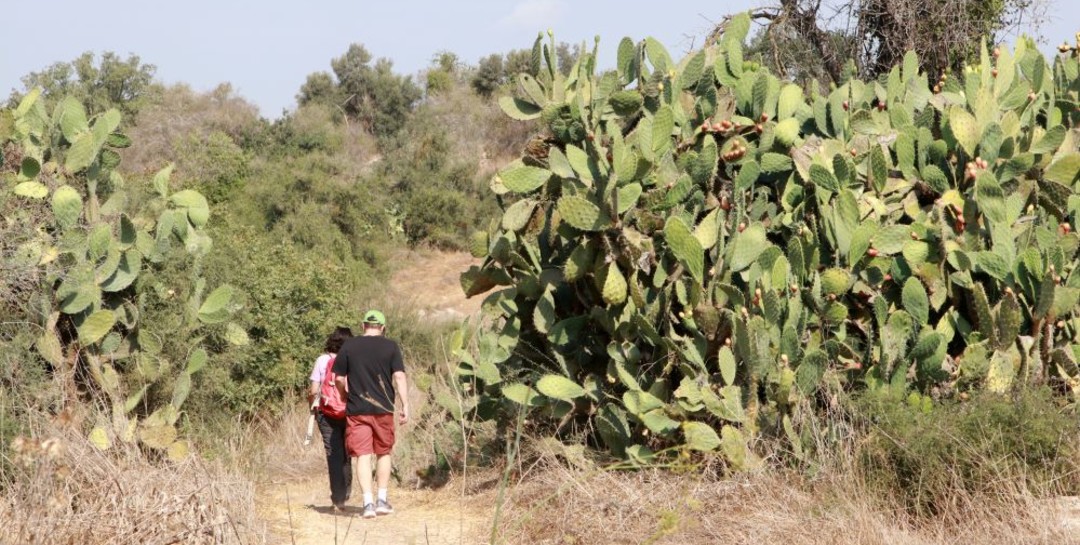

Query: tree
[331,44,422,138]
[297,43,421,138]
[10,51,160,121]
[426,51,462,96]
[432,50,461,74]
[504,48,536,79]
[471,53,506,97]
[296,71,341,111]
[723,0,1045,84]
[555,42,584,75]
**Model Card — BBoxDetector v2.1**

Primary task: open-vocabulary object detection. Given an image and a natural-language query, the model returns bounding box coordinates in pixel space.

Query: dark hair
[324,326,353,353]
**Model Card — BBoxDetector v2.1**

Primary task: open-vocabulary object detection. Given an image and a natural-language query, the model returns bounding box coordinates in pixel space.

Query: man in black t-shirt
[333,310,409,519]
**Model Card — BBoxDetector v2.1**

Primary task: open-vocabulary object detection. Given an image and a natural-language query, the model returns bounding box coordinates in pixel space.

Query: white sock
[362,493,373,506]
[377,488,388,502]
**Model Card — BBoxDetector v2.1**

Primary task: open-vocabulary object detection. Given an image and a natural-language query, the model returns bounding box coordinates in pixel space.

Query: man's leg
[372,413,396,515]
[345,415,377,518]
[375,453,392,490]
[358,452,374,500]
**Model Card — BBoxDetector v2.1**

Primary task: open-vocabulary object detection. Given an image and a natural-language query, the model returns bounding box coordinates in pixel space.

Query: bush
[121,83,264,176]
[193,224,368,413]
[425,69,453,96]
[403,186,469,248]
[173,130,249,203]
[270,103,344,153]
[855,387,1080,515]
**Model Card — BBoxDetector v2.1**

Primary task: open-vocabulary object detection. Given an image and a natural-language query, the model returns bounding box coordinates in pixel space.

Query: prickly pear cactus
[456,20,1080,467]
[2,90,244,460]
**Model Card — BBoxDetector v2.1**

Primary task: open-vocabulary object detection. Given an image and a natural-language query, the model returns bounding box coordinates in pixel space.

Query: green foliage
[0,90,238,459]
[192,224,360,411]
[402,186,469,248]
[856,387,1080,515]
[472,54,507,97]
[425,69,454,96]
[298,43,422,138]
[453,26,1080,467]
[234,139,392,263]
[172,130,249,203]
[472,43,582,97]
[296,72,339,110]
[376,100,500,249]
[8,51,160,122]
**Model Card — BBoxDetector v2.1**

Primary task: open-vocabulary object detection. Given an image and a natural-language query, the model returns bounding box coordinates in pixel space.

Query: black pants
[317,413,352,504]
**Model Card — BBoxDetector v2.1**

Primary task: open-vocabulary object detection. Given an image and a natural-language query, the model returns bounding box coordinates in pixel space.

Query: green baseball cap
[363,310,386,326]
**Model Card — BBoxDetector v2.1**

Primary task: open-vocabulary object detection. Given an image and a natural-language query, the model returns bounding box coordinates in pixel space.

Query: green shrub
[173,130,249,203]
[2,91,240,459]
[855,387,1080,515]
[403,186,469,248]
[426,69,453,96]
[194,224,366,413]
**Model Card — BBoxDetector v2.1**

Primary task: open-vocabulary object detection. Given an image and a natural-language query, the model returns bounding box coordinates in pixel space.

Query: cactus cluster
[2,91,242,460]
[454,20,1080,466]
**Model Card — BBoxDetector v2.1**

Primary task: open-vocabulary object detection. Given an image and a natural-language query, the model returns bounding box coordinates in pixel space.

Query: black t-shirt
[332,335,405,415]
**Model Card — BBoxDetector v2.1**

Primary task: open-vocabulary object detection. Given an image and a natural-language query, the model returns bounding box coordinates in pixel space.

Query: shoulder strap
[323,355,337,385]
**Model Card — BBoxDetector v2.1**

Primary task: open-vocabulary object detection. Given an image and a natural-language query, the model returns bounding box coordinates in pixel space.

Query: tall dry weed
[490,436,1077,545]
[0,417,265,545]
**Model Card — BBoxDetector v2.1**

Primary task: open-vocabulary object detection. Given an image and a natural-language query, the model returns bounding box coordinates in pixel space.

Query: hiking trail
[259,476,489,545]
[386,249,483,323]
[258,250,490,544]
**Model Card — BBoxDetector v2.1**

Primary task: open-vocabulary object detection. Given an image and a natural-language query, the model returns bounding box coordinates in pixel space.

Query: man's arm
[393,371,409,424]
[335,375,347,400]
[333,352,348,400]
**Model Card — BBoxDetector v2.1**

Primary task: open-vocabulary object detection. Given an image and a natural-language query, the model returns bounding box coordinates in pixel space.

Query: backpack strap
[320,354,331,381]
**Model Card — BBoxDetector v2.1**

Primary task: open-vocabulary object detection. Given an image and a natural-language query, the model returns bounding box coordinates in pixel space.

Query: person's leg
[372,413,396,514]
[375,453,393,491]
[316,414,344,506]
[326,416,350,506]
[340,426,353,501]
[345,415,376,517]
[357,452,374,500]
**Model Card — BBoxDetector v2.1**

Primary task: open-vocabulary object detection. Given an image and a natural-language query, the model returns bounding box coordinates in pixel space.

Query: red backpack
[319,356,347,419]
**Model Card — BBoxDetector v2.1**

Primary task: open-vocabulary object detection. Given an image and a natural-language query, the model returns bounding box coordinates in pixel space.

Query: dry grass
[419,83,534,180]
[0,418,265,545]
[238,400,332,483]
[489,438,1077,545]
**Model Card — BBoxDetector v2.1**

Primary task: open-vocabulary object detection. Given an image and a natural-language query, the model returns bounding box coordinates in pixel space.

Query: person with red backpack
[308,326,353,511]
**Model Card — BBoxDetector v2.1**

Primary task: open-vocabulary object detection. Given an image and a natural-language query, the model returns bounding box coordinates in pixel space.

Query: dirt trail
[386,249,484,323]
[259,476,490,545]
[258,250,491,545]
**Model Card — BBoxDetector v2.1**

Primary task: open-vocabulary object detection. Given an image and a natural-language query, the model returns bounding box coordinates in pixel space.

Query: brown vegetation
[492,439,1077,545]
[120,83,262,176]
[1,417,265,545]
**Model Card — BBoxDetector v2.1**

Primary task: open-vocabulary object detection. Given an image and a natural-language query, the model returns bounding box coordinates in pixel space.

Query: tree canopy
[731,0,1044,84]
[297,43,422,138]
[8,51,160,121]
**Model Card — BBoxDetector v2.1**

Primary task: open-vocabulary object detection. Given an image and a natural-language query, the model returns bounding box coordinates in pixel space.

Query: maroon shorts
[345,414,395,456]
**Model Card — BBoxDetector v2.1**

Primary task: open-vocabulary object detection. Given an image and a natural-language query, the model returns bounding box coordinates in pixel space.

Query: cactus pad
[558,195,610,231]
[664,216,705,284]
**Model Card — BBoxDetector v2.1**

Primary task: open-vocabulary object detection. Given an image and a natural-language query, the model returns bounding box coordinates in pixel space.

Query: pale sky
[2,1,1075,118]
